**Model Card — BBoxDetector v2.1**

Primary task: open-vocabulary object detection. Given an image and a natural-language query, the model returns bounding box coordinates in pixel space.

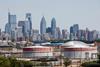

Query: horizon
[0,0,100,31]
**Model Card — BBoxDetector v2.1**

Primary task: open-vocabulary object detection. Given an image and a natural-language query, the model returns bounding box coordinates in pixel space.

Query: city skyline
[0,0,100,31]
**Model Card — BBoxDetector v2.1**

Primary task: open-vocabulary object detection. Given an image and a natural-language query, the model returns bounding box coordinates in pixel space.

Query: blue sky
[0,0,100,31]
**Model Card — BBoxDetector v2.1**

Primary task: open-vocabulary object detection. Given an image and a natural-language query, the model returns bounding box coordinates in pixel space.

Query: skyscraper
[73,24,79,35]
[51,17,56,39]
[7,12,17,40]
[62,29,68,40]
[40,16,46,35]
[5,23,10,34]
[56,27,62,39]
[72,24,79,40]
[70,26,74,40]
[8,12,16,30]
[24,21,30,38]
[25,13,32,37]
[18,21,25,27]
[46,27,51,33]
[40,16,46,40]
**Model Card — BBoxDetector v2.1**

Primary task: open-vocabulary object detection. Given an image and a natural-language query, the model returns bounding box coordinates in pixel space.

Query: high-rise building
[40,16,46,35]
[85,28,89,41]
[23,21,30,38]
[70,24,79,40]
[5,23,10,34]
[62,29,68,40]
[18,21,25,27]
[46,27,52,39]
[8,12,16,30]
[25,13,32,37]
[78,29,85,40]
[56,27,62,39]
[70,26,74,40]
[18,20,26,38]
[16,27,23,40]
[92,30,98,41]
[7,12,17,40]
[88,31,93,41]
[73,24,79,40]
[46,27,51,34]
[40,16,46,40]
[51,17,56,39]
[32,29,39,41]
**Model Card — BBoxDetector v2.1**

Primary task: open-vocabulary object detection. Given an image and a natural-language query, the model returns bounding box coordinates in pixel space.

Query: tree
[63,57,71,67]
[0,56,10,67]
[0,56,33,67]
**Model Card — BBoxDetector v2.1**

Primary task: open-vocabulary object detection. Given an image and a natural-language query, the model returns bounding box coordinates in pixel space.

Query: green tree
[0,56,33,67]
[63,57,71,67]
[0,56,10,67]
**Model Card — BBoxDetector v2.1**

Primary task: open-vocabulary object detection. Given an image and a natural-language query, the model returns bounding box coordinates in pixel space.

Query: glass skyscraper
[8,12,16,30]
[6,12,17,39]
[25,13,32,37]
[40,16,46,35]
[5,23,10,34]
[51,17,56,39]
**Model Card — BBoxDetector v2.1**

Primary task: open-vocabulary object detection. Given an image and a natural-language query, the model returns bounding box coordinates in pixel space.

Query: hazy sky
[0,0,100,31]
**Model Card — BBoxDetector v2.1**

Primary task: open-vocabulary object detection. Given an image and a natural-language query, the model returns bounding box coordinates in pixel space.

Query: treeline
[0,56,33,67]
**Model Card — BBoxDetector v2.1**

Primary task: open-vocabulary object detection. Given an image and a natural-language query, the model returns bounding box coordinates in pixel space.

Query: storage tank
[23,46,53,58]
[62,41,97,59]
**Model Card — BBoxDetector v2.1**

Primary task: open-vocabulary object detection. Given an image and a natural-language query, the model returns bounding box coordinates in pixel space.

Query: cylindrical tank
[62,41,97,59]
[23,46,53,58]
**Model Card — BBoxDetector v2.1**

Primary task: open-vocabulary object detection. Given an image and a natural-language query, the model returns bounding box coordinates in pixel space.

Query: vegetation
[0,56,10,67]
[95,39,100,42]
[81,61,100,67]
[0,56,33,67]
[35,62,49,66]
[63,57,71,67]
[81,54,100,67]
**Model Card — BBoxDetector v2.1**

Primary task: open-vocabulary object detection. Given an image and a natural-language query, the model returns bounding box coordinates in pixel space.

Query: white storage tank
[23,46,53,58]
[62,41,97,59]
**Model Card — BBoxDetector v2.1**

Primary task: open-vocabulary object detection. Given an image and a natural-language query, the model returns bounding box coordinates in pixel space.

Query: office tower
[8,12,17,40]
[25,13,32,37]
[40,16,46,40]
[46,27,51,34]
[56,27,62,39]
[70,26,74,40]
[78,29,85,40]
[18,21,25,27]
[5,23,10,34]
[23,21,30,38]
[51,17,56,39]
[73,24,79,40]
[85,28,89,41]
[40,16,46,35]
[92,30,98,41]
[46,27,52,39]
[88,31,93,42]
[70,24,79,40]
[62,29,68,40]
[16,27,23,41]
[8,12,16,30]
[18,20,27,38]
[32,29,39,41]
